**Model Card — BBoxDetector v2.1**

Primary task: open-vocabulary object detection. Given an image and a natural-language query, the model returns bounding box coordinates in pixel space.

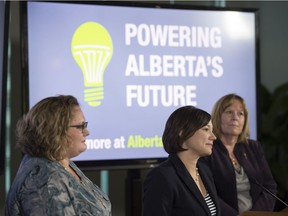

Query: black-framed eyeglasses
[69,121,88,133]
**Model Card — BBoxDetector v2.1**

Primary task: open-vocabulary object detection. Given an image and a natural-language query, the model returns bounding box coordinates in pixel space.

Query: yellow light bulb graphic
[71,22,113,107]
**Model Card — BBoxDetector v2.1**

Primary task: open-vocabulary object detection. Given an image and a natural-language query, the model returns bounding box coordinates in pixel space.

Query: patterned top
[5,154,111,216]
[204,192,217,216]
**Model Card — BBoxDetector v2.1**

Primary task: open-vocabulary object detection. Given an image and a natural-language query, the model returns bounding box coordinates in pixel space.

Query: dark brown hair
[162,106,211,154]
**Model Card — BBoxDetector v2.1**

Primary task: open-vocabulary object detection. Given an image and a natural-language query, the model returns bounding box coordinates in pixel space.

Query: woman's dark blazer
[202,139,277,216]
[143,153,221,216]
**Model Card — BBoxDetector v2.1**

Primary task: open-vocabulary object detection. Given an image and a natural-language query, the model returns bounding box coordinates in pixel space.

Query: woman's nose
[231,112,239,119]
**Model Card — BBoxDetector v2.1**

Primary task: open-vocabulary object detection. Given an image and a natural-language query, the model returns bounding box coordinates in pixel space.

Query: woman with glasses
[5,95,111,216]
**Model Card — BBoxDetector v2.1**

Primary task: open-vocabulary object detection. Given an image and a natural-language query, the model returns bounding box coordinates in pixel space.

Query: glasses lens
[82,122,88,132]
[70,122,88,133]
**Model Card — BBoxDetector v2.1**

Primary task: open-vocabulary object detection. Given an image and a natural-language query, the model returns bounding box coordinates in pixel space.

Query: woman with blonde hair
[203,93,277,215]
[5,95,111,216]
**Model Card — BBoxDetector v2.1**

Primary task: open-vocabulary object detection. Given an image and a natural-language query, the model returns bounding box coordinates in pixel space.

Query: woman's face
[66,106,90,159]
[220,99,245,138]
[182,120,216,157]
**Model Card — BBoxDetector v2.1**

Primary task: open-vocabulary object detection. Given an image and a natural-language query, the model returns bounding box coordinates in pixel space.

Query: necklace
[194,167,200,182]
[231,157,237,166]
[59,161,81,181]
[230,156,241,173]
[59,161,70,171]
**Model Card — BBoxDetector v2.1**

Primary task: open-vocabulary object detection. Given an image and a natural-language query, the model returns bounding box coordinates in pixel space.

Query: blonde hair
[16,95,79,160]
[211,93,250,143]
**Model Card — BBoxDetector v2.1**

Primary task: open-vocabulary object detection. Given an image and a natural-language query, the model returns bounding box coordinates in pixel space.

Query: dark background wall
[1,1,288,215]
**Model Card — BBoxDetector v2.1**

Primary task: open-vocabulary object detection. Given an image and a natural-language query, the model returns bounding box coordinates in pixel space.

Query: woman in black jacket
[202,93,277,216]
[143,106,220,216]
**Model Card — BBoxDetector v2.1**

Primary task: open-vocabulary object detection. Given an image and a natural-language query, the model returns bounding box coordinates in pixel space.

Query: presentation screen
[0,0,9,175]
[22,1,259,170]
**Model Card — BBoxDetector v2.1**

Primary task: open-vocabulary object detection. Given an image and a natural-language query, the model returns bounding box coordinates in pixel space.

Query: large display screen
[22,1,259,169]
[0,0,9,175]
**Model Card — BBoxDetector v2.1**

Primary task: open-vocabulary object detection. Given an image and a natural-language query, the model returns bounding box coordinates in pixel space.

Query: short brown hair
[162,106,211,154]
